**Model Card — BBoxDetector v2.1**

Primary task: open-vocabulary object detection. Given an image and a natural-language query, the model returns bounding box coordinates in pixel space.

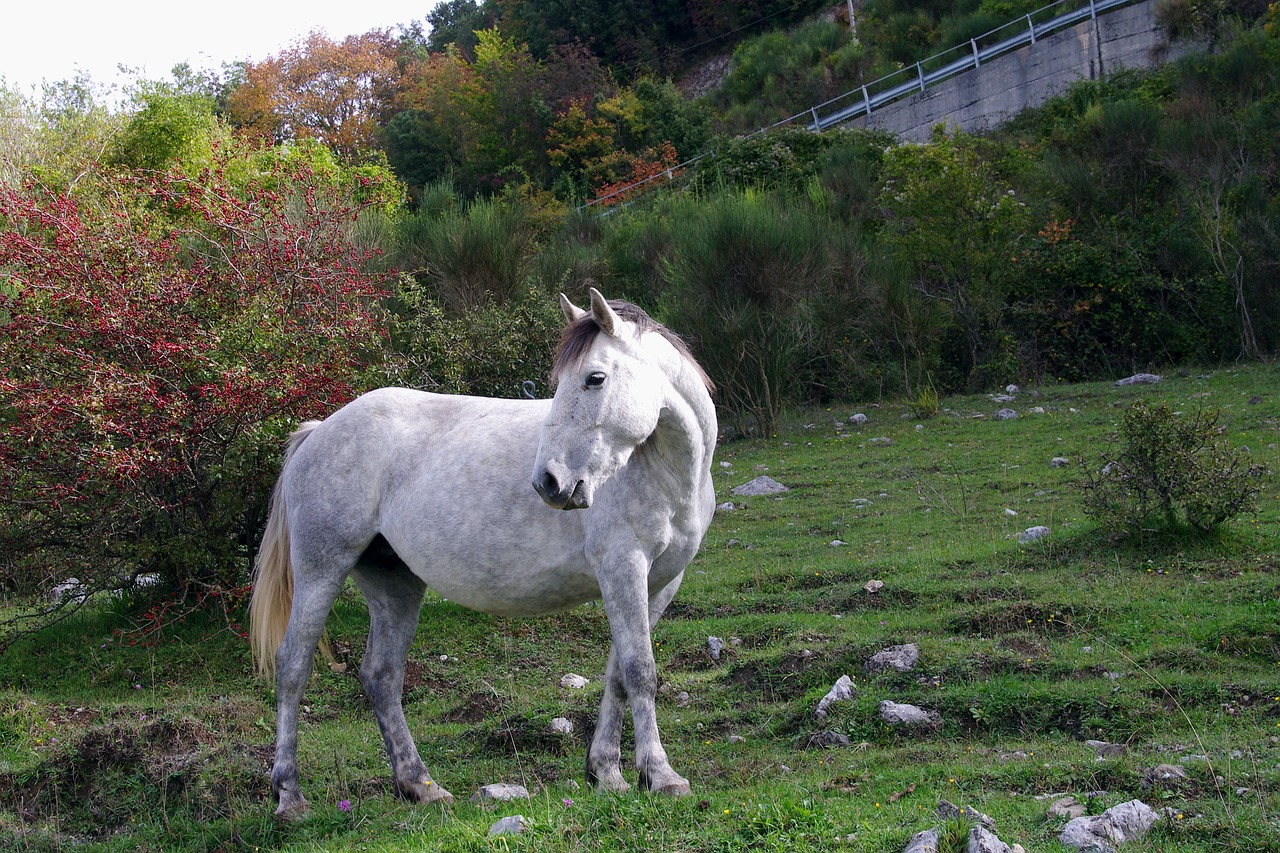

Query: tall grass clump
[392,195,534,313]
[662,189,832,435]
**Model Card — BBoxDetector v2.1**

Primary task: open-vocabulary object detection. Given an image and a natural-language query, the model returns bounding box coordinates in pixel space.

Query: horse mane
[551,300,715,395]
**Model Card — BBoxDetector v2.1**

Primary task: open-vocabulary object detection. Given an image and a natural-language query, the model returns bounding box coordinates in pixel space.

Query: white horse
[249,289,716,819]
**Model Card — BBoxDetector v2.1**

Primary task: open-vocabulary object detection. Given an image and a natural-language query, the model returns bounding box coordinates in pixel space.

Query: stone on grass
[1140,764,1188,787]
[815,674,856,718]
[708,636,725,660]
[559,673,589,689]
[1049,796,1088,819]
[549,717,574,735]
[1051,457,1070,468]
[937,799,995,829]
[473,783,530,803]
[879,700,940,728]
[850,413,869,424]
[1085,739,1126,758]
[716,501,737,512]
[1016,526,1051,544]
[864,579,885,594]
[732,476,789,496]
[1059,799,1158,852]
[902,829,941,853]
[1114,373,1162,386]
[808,730,852,748]
[489,815,530,835]
[866,643,920,674]
[994,408,1018,420]
[967,825,1011,853]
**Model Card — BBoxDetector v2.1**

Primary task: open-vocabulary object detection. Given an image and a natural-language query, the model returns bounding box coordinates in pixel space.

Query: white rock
[967,825,1011,853]
[1114,373,1162,386]
[995,408,1019,420]
[732,476,789,496]
[815,674,856,718]
[878,700,939,727]
[1017,525,1051,544]
[1051,457,1070,468]
[850,413,869,424]
[716,501,737,512]
[708,636,725,660]
[864,579,884,594]
[488,815,530,835]
[473,783,530,802]
[549,717,574,735]
[560,673,589,689]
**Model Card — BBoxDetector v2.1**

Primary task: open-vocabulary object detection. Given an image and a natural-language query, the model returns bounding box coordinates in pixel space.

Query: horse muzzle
[533,469,591,510]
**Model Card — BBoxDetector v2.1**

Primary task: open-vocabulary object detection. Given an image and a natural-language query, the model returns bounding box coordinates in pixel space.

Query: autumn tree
[226,29,403,161]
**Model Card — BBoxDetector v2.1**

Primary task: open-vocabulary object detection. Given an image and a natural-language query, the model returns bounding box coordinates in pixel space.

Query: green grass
[2,365,1278,851]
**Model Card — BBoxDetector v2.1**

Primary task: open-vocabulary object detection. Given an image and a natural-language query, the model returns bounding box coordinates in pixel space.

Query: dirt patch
[440,691,503,723]
[480,714,569,756]
[402,659,456,700]
[0,715,271,836]
[949,602,1079,636]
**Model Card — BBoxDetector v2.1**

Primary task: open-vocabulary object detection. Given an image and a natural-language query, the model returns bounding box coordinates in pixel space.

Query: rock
[1017,526,1051,544]
[993,394,1016,403]
[708,636,725,660]
[866,643,921,674]
[473,783,530,802]
[967,825,1011,853]
[1049,796,1088,819]
[869,436,893,446]
[676,691,691,707]
[850,413,869,424]
[727,734,746,744]
[732,476,789,496]
[995,408,1018,420]
[937,799,995,829]
[808,730,852,748]
[1114,373,1162,386]
[488,815,530,835]
[1003,508,1018,516]
[1248,395,1262,404]
[1005,384,1021,394]
[549,717,574,735]
[1029,406,1046,414]
[878,700,940,728]
[903,829,941,853]
[45,577,86,603]
[1059,800,1158,852]
[559,673,589,689]
[864,579,885,594]
[716,501,737,512]
[1140,764,1188,787]
[1085,740,1127,758]
[1051,457,1070,468]
[815,674,856,718]
[830,539,846,547]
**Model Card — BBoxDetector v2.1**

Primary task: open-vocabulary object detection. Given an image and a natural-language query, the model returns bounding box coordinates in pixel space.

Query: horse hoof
[398,777,454,805]
[654,780,691,797]
[274,795,311,822]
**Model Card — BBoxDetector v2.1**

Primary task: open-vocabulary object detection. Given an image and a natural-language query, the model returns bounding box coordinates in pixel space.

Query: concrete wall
[853,0,1184,140]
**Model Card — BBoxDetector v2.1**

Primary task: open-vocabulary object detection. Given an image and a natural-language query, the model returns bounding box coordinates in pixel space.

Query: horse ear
[560,293,587,324]
[588,287,620,337]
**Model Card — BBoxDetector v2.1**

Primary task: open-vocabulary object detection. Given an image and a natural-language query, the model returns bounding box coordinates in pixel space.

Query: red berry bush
[0,153,394,642]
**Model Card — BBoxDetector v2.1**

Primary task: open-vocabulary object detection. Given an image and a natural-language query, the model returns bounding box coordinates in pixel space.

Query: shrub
[0,153,392,637]
[1081,400,1268,534]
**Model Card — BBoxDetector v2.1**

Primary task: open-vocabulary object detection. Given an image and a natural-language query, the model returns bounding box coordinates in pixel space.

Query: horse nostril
[538,470,560,498]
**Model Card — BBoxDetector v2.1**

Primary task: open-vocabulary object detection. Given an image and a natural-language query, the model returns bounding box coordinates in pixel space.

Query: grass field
[2,365,1278,852]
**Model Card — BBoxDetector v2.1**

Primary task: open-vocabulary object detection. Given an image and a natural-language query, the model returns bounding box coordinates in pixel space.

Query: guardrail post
[917,62,925,92]
[971,38,981,67]
[1027,13,1036,44]
[862,85,871,116]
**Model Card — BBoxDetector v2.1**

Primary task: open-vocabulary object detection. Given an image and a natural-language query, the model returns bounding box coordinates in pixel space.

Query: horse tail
[249,420,321,678]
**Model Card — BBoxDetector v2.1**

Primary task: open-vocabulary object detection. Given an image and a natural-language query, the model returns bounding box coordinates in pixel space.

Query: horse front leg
[594,561,689,796]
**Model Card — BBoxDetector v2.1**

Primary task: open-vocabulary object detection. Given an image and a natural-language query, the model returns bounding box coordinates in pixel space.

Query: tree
[226,30,403,161]
[0,147,396,644]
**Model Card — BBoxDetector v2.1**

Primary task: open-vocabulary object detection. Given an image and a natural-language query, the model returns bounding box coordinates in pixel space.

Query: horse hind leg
[351,552,454,806]
[271,561,349,820]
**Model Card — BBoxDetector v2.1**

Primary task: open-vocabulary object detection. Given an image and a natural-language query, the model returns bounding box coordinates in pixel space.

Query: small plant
[911,384,941,419]
[1081,400,1268,534]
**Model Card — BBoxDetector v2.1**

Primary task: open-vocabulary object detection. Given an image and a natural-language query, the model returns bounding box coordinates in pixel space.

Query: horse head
[532,288,668,510]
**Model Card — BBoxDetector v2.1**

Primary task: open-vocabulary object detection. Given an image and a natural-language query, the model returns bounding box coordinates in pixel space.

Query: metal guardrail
[579,0,1142,211]
[804,0,1135,130]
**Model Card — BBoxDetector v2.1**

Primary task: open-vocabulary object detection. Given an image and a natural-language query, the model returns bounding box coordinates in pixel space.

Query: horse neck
[648,347,717,485]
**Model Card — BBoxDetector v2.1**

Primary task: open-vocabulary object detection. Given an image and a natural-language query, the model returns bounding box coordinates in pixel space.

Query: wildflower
[563,797,574,807]
[338,799,352,812]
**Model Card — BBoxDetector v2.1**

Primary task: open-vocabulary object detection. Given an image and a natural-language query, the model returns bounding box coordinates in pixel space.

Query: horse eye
[584,372,607,389]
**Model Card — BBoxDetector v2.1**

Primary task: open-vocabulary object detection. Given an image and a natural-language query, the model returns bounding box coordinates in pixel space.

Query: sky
[1,0,442,97]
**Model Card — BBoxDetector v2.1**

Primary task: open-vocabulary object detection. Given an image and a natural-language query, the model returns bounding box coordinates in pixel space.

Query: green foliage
[662,189,834,435]
[387,281,562,397]
[391,194,535,313]
[110,83,223,172]
[1082,400,1269,534]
